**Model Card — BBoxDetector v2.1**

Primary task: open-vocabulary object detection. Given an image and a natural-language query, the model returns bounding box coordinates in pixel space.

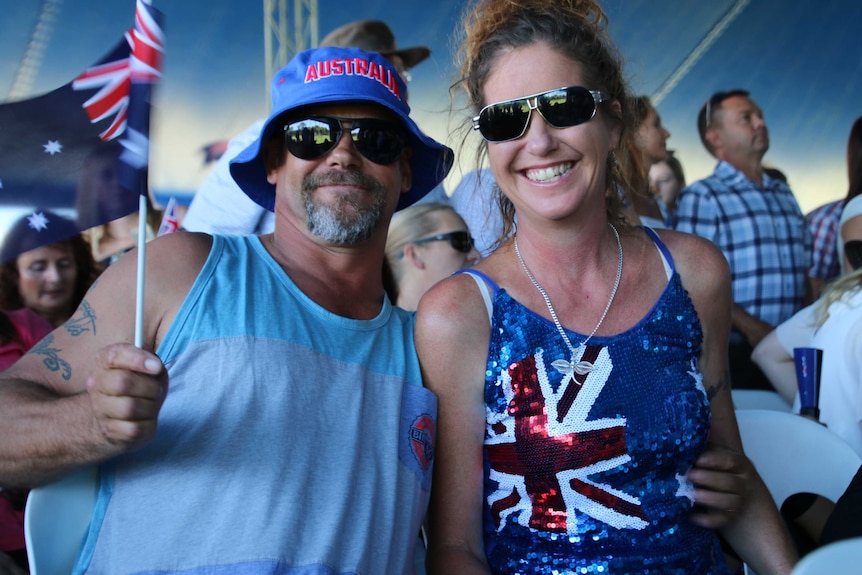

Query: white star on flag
[120,127,149,169]
[43,140,63,155]
[27,212,49,231]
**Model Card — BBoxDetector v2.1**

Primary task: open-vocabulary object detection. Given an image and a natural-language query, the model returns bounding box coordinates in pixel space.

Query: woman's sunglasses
[284,116,407,165]
[472,86,611,143]
[410,231,475,254]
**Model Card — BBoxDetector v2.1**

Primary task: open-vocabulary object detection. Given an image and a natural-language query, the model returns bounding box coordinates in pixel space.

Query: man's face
[711,95,769,161]
[267,103,412,246]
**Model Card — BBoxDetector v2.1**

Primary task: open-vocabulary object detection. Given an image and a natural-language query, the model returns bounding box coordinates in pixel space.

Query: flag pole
[134,0,152,349]
[135,194,147,348]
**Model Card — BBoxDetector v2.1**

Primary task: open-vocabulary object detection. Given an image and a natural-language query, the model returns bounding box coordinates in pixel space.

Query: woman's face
[635,106,670,167]
[481,42,620,226]
[413,210,480,285]
[648,160,683,207]
[15,244,78,320]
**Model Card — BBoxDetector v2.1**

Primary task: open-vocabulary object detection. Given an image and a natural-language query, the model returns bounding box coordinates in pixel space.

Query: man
[805,198,843,297]
[675,89,811,390]
[0,46,452,574]
[182,19,446,235]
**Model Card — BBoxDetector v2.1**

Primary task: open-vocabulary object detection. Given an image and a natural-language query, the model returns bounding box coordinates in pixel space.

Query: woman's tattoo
[706,374,730,401]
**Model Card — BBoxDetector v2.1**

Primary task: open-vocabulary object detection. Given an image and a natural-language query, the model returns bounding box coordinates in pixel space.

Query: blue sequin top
[471,231,731,575]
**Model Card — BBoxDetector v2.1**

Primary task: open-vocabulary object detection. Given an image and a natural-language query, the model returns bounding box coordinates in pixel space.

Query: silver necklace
[513,223,623,385]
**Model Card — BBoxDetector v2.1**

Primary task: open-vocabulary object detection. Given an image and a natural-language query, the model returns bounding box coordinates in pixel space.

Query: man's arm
[731,303,774,349]
[0,233,210,488]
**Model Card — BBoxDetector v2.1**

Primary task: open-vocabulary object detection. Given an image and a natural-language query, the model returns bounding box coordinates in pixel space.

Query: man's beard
[301,169,389,245]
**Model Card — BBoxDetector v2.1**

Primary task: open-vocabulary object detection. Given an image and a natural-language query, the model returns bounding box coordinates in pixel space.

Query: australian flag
[0,0,164,262]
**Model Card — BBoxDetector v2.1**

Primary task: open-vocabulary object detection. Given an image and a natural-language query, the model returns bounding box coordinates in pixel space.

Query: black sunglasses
[410,231,475,254]
[284,116,407,165]
[472,86,611,143]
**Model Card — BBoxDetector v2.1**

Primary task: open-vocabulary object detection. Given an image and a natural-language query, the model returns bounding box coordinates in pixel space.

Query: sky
[1,0,860,216]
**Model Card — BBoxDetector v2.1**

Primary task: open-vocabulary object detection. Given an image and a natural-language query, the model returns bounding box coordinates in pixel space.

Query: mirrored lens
[285,118,338,160]
[351,120,406,165]
[478,99,532,142]
[538,87,596,128]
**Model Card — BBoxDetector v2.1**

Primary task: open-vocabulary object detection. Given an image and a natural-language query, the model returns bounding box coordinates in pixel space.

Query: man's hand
[687,444,753,529]
[86,343,168,452]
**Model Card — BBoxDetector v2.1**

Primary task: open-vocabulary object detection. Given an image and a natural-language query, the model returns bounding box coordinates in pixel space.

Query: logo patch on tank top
[409,414,435,471]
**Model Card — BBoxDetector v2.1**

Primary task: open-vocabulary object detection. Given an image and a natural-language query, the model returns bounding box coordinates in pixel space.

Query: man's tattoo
[706,373,730,401]
[30,334,72,381]
[65,299,97,336]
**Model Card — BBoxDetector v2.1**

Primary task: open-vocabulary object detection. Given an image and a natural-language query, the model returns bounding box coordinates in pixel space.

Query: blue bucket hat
[230,46,453,211]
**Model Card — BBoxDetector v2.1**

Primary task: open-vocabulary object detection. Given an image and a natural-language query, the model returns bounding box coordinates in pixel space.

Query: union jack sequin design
[478,264,732,575]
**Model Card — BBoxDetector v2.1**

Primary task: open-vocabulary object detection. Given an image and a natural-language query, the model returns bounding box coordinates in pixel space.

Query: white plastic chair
[735,410,861,575]
[736,409,861,508]
[24,466,98,575]
[731,389,792,412]
[790,537,862,575]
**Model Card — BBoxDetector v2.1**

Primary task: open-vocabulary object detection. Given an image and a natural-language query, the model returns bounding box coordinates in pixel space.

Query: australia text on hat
[303,58,402,100]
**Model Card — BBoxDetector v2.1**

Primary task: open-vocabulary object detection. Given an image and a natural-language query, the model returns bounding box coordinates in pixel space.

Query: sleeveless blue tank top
[465,229,730,575]
[77,235,435,575]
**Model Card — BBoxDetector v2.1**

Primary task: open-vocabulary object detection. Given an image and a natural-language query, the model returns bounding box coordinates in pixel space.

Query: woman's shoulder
[649,228,730,297]
[652,228,728,271]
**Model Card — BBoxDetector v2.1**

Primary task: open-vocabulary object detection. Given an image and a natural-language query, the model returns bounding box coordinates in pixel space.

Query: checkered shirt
[805,199,843,281]
[675,161,811,328]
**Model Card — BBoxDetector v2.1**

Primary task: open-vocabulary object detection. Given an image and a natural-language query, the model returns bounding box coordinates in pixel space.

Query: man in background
[675,89,811,390]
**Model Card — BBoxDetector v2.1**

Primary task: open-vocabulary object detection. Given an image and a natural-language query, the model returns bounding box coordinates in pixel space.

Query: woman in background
[629,95,672,228]
[649,150,686,225]
[0,308,52,572]
[385,202,480,311]
[0,211,101,328]
[837,116,862,273]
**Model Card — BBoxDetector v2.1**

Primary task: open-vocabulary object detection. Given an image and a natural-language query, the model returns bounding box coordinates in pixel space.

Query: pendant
[551,355,594,385]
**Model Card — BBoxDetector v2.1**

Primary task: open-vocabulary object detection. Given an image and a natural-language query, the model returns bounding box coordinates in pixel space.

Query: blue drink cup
[793,347,822,419]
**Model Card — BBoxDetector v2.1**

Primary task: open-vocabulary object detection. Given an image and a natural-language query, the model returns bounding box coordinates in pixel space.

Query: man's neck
[722,156,763,186]
[262,230,388,320]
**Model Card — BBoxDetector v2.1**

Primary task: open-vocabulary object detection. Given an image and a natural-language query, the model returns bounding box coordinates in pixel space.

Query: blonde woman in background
[385,202,480,311]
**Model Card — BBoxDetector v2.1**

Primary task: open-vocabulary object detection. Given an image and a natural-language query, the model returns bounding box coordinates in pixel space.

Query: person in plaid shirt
[806,199,843,297]
[675,90,812,391]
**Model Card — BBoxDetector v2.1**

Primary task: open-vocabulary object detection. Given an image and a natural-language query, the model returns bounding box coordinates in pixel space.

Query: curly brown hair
[454,0,639,241]
[0,234,102,318]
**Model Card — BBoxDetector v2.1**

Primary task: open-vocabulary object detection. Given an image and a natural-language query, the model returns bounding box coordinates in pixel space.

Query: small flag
[118,0,165,197]
[157,196,179,236]
[202,141,229,165]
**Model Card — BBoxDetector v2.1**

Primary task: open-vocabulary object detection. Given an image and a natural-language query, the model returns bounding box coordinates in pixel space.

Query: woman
[837,116,862,273]
[753,259,862,457]
[416,1,797,573]
[629,95,671,228]
[649,151,686,224]
[0,211,101,328]
[385,202,480,311]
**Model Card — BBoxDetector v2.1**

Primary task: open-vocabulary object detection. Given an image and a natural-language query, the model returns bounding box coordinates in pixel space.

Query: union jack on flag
[0,1,164,261]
